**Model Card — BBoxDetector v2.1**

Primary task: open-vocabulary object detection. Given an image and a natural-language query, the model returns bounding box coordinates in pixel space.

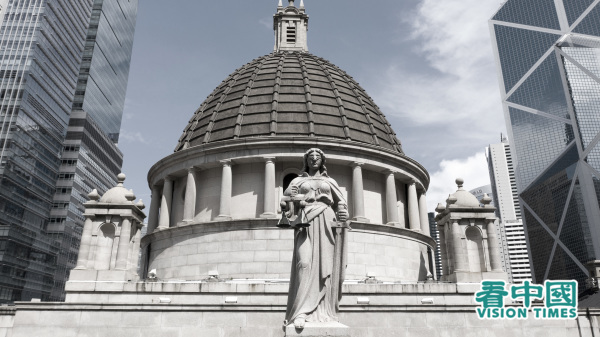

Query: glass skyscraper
[490,0,600,291]
[48,0,136,302]
[0,0,137,302]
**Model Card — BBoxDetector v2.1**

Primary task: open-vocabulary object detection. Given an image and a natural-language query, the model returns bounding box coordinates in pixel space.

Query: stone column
[385,171,399,225]
[75,217,93,269]
[438,224,448,277]
[129,223,142,273]
[116,218,132,270]
[485,219,503,272]
[183,168,197,222]
[418,192,430,236]
[261,157,277,218]
[451,220,468,272]
[158,177,173,230]
[216,160,232,221]
[147,186,161,234]
[407,181,421,231]
[352,162,368,222]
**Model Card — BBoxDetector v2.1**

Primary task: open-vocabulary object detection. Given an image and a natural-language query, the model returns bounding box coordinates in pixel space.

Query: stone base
[284,322,350,337]
[445,270,508,283]
[260,212,277,218]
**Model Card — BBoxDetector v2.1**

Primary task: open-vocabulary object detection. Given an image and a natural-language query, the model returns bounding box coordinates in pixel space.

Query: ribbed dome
[175,52,403,153]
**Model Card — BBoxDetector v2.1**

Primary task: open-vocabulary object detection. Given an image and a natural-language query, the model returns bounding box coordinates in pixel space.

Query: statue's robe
[284,173,347,324]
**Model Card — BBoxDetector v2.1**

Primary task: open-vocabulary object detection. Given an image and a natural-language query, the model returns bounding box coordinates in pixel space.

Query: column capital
[484,218,496,226]
[262,156,276,163]
[384,169,397,176]
[351,161,365,168]
[163,176,173,184]
[187,167,201,174]
[220,159,232,167]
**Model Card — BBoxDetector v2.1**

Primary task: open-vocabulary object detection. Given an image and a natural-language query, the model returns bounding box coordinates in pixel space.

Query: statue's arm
[328,178,349,221]
[281,177,303,212]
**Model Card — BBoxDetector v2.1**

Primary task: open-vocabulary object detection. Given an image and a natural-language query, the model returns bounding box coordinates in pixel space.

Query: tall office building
[48,0,136,302]
[490,1,600,289]
[486,139,520,221]
[486,139,532,283]
[427,212,442,280]
[0,0,137,302]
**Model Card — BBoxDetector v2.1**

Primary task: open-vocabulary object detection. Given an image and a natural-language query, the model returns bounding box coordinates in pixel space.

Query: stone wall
[4,282,598,337]
[144,220,434,282]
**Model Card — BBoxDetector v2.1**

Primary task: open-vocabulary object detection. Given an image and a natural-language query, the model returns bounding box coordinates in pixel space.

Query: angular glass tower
[0,0,137,302]
[49,0,137,301]
[490,0,600,290]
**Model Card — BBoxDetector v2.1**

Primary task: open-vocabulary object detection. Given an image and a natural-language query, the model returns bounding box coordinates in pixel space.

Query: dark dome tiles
[314,59,352,140]
[279,86,304,94]
[175,52,404,154]
[201,69,245,144]
[297,54,315,136]
[249,87,274,96]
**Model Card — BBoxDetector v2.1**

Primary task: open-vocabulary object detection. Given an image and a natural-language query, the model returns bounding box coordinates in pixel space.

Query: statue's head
[302,148,327,175]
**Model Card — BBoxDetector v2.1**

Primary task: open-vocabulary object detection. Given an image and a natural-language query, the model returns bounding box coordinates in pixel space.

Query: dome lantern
[274,0,308,52]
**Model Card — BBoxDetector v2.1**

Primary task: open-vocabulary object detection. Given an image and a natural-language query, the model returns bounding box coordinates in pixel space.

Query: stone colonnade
[147,157,430,235]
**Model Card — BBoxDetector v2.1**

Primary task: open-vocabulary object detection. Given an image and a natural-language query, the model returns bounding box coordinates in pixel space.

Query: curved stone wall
[142,220,435,282]
[142,138,434,282]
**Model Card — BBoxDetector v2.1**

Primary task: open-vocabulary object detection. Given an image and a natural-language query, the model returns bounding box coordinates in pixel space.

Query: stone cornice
[140,218,435,250]
[148,137,429,189]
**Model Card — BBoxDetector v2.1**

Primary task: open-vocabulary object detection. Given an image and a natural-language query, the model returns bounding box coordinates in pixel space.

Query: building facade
[485,139,532,283]
[486,139,519,221]
[490,0,600,289]
[48,0,137,301]
[0,0,137,302]
[428,212,442,280]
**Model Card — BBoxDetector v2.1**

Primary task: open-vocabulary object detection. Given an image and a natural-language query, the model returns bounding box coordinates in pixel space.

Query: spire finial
[456,178,464,190]
[288,0,295,7]
[117,173,126,186]
[278,0,282,7]
[300,0,304,8]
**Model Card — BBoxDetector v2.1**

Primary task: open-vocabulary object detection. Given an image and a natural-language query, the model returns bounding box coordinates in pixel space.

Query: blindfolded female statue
[280,148,349,329]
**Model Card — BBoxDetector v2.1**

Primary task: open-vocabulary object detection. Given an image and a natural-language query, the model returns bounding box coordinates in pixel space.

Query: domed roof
[98,174,135,204]
[448,178,481,208]
[175,52,403,154]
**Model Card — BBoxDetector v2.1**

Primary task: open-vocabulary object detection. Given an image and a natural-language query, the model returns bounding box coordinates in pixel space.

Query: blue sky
[118,0,506,212]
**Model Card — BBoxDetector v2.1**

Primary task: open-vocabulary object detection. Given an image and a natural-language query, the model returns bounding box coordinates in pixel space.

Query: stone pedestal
[284,322,350,337]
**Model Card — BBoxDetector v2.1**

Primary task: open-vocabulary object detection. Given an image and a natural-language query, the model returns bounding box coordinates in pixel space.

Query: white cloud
[373,0,504,135]
[369,0,503,212]
[119,130,148,144]
[427,152,491,211]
